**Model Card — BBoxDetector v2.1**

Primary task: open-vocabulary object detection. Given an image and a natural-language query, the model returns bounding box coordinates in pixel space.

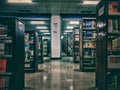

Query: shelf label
[99,6,105,16]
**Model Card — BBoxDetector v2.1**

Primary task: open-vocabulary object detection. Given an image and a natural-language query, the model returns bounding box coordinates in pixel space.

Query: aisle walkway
[24,57,95,90]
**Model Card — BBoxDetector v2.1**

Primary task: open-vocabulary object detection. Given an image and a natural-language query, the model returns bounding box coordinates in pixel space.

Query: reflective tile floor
[24,56,96,90]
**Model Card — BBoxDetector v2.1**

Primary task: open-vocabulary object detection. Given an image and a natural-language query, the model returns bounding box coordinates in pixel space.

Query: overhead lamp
[7,0,32,3]
[36,26,47,29]
[43,33,51,35]
[40,30,49,33]
[30,21,45,24]
[70,21,79,24]
[83,1,99,5]
[64,30,73,33]
[66,26,74,29]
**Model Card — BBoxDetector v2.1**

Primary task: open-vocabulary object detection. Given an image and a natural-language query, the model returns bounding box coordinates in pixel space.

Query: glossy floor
[24,57,95,90]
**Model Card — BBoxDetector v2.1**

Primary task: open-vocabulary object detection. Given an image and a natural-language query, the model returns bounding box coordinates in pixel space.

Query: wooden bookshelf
[25,31,38,72]
[80,18,96,71]
[37,35,43,63]
[0,17,25,90]
[96,0,120,90]
[73,27,80,63]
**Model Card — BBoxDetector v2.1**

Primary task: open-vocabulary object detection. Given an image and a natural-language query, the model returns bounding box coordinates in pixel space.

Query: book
[0,59,6,73]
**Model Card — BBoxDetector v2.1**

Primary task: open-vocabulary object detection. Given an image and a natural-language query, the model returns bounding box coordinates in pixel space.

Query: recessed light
[70,21,79,24]
[7,0,32,3]
[83,1,99,5]
[66,26,74,29]
[30,21,45,24]
[36,26,48,29]
[40,30,49,33]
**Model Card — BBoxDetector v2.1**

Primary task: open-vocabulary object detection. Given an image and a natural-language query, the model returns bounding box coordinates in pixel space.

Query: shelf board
[83,67,95,69]
[108,68,120,72]
[83,56,96,59]
[82,18,96,20]
[108,49,120,52]
[108,87,120,90]
[83,47,96,49]
[0,36,12,40]
[0,72,12,77]
[108,32,120,35]
[108,55,120,57]
[0,55,12,59]
[108,13,120,17]
[83,37,95,40]
[83,28,96,30]
[83,39,95,41]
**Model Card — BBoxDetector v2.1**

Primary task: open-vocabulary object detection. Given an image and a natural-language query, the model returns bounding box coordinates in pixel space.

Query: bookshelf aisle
[96,0,120,90]
[80,18,96,71]
[0,17,25,90]
[73,27,80,63]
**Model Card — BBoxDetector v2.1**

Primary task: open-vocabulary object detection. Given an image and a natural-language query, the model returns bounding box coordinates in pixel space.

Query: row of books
[83,20,96,29]
[108,19,120,32]
[83,50,95,57]
[83,31,96,38]
[0,59,6,73]
[108,55,120,63]
[112,38,120,49]
[107,74,120,87]
[83,41,95,48]
[108,2,120,14]
[0,76,9,89]
[0,25,7,35]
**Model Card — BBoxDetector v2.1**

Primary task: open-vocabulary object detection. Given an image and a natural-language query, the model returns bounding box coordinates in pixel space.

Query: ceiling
[0,0,99,14]
[0,0,99,36]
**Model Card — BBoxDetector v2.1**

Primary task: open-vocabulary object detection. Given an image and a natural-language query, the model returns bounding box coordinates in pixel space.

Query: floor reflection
[24,56,95,90]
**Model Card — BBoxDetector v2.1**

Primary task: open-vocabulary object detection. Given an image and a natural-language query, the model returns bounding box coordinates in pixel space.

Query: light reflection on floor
[24,56,95,90]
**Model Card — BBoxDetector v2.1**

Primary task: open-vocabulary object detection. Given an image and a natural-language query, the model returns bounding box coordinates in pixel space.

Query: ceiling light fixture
[7,0,32,3]
[36,26,48,29]
[70,21,79,24]
[66,26,74,29]
[64,30,73,33]
[43,33,50,35]
[83,1,99,5]
[40,30,49,33]
[30,21,45,24]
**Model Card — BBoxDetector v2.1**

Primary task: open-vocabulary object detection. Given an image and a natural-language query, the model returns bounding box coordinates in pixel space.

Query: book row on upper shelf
[109,1,120,14]
[108,19,120,32]
[108,37,120,50]
[82,20,96,29]
[0,25,7,36]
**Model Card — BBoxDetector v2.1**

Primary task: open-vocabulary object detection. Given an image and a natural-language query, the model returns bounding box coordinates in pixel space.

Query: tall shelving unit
[0,17,25,90]
[67,32,74,56]
[25,31,38,72]
[96,0,120,90]
[73,27,80,63]
[37,35,43,63]
[80,18,96,71]
[43,39,49,57]
[62,34,67,54]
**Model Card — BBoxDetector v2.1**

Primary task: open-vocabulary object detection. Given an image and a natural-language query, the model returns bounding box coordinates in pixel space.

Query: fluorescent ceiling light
[63,32,67,35]
[66,26,74,29]
[83,1,99,5]
[36,26,47,29]
[7,0,32,3]
[65,30,73,33]
[40,30,49,33]
[30,21,45,24]
[45,33,50,34]
[70,21,79,24]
